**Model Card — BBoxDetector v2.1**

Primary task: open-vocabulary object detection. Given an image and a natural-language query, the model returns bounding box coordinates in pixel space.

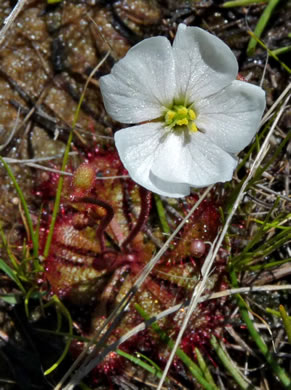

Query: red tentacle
[122,187,152,249]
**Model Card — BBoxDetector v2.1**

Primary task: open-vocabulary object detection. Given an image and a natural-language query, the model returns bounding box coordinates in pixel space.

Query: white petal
[195,80,266,153]
[100,37,176,124]
[173,24,238,104]
[151,131,237,187]
[114,123,190,197]
[149,172,190,198]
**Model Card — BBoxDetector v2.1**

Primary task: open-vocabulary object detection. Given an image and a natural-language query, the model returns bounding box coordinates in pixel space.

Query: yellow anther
[189,122,198,132]
[188,109,196,120]
[176,118,188,126]
[165,110,175,122]
[177,107,188,115]
[164,104,198,132]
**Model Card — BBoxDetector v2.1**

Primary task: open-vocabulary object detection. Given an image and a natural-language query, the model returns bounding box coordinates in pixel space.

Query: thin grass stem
[248,31,291,73]
[210,336,255,390]
[222,0,268,7]
[279,305,291,344]
[247,0,281,56]
[195,348,219,390]
[0,157,39,261]
[116,349,165,380]
[230,270,291,388]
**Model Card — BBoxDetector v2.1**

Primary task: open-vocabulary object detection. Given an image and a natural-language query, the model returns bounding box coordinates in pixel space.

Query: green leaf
[0,258,26,293]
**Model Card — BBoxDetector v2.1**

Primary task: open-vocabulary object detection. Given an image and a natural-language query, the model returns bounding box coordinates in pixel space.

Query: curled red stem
[122,187,151,249]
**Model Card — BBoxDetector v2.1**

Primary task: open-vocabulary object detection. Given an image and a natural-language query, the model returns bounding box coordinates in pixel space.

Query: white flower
[100,24,266,198]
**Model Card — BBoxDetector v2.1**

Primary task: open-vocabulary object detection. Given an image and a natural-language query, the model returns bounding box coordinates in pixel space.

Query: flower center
[164,105,198,132]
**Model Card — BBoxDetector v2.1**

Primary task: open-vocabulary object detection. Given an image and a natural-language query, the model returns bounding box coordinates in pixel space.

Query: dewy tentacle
[122,187,151,249]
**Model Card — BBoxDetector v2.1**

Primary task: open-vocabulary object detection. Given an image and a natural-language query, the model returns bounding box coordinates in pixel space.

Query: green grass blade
[154,194,171,234]
[249,257,291,271]
[266,308,291,320]
[230,270,291,388]
[117,349,165,380]
[0,293,22,304]
[240,197,279,256]
[0,258,26,293]
[247,31,291,73]
[222,0,268,7]
[138,352,164,373]
[211,336,255,390]
[235,228,291,269]
[195,347,219,390]
[0,224,20,271]
[279,305,291,344]
[44,295,73,375]
[0,157,39,261]
[24,286,36,317]
[272,45,291,56]
[43,131,73,258]
[247,0,281,56]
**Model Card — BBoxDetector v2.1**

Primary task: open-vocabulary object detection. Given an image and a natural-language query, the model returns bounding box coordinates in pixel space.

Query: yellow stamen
[177,107,188,115]
[189,122,198,132]
[188,109,196,120]
[165,110,175,122]
[164,104,198,133]
[176,118,188,126]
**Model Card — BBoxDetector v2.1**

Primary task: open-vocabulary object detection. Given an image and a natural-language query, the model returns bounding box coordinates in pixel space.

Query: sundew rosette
[100,24,266,197]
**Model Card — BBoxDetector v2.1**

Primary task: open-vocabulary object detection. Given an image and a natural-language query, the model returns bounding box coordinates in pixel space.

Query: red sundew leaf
[72,162,97,197]
[36,146,231,381]
[158,198,221,267]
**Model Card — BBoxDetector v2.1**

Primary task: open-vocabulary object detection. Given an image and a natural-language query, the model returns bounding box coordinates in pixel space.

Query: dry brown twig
[0,0,27,47]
